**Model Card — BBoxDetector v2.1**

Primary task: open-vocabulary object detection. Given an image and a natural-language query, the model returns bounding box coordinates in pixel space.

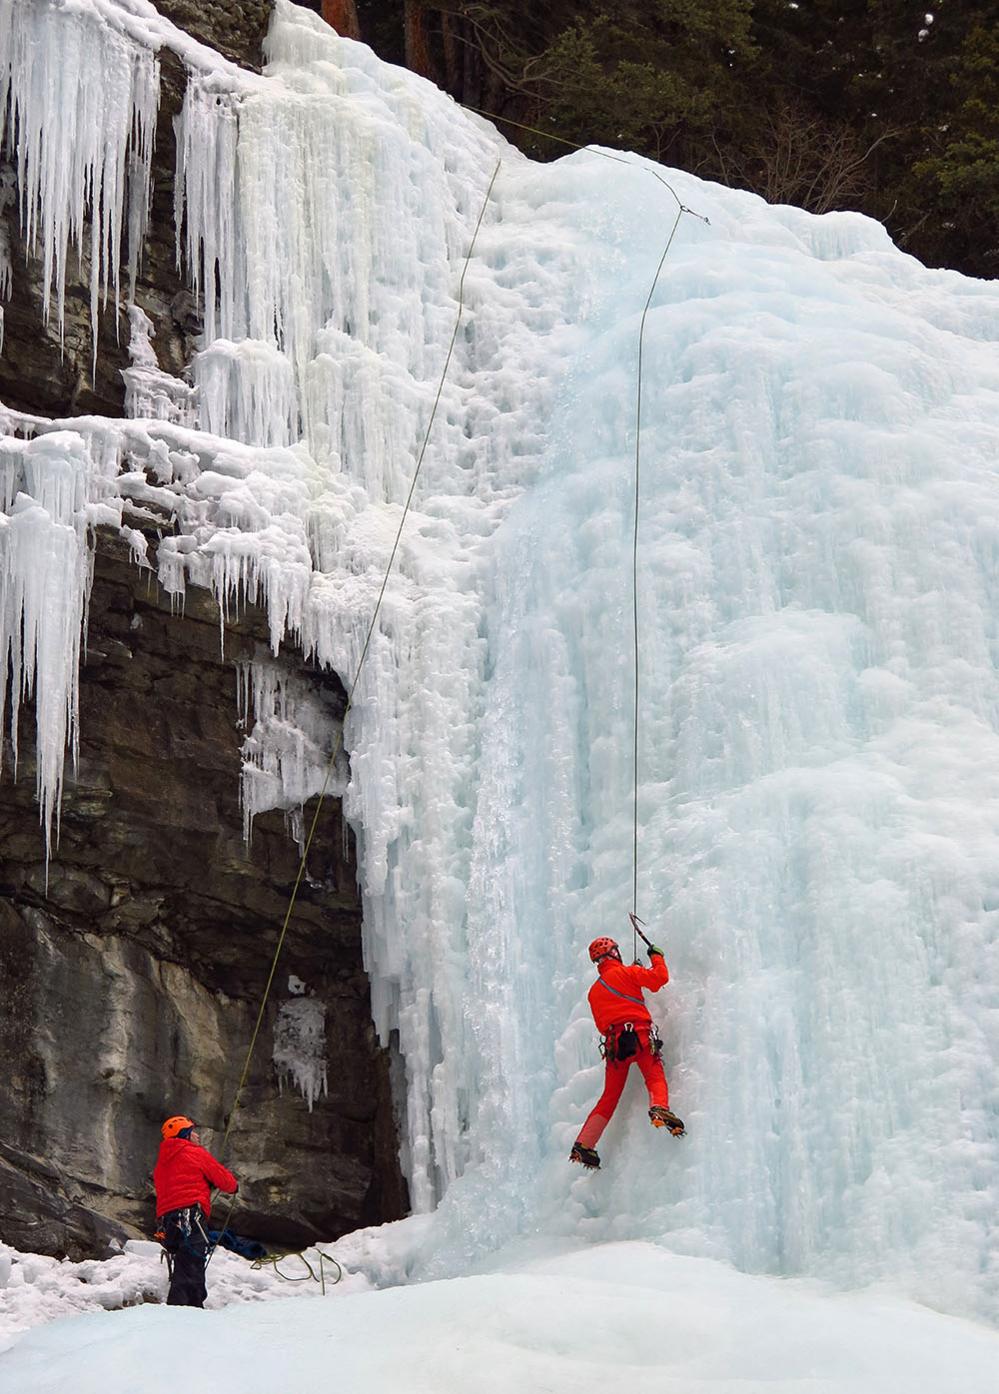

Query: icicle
[174,75,244,345]
[176,0,501,464]
[0,167,12,354]
[0,0,160,358]
[0,433,95,860]
[193,339,297,447]
[273,990,328,1111]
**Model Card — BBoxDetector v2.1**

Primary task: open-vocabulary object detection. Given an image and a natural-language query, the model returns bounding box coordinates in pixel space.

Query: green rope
[208,102,707,1228]
[207,157,503,1258]
[250,1248,343,1294]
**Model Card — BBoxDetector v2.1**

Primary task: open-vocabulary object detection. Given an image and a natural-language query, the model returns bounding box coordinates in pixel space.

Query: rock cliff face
[0,0,409,1258]
[0,527,408,1256]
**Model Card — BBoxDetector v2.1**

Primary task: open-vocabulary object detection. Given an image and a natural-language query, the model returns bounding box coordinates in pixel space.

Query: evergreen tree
[910,20,999,275]
[329,1,998,275]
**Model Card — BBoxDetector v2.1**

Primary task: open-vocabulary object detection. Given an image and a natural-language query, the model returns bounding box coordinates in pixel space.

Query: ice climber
[570,937,684,1169]
[153,1116,239,1307]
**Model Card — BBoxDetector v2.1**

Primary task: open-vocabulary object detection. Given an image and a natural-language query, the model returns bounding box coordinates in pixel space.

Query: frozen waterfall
[1,0,998,1325]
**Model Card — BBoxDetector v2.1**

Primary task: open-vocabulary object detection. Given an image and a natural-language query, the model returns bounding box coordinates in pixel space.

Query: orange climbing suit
[576,952,670,1150]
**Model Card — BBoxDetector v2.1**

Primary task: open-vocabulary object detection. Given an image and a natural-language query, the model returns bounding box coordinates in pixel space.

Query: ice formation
[0,167,12,351]
[237,660,347,844]
[273,989,329,1111]
[0,1237,345,1350]
[122,306,196,424]
[2,0,999,1329]
[0,0,160,354]
[6,1240,999,1390]
[193,340,297,448]
[0,422,145,854]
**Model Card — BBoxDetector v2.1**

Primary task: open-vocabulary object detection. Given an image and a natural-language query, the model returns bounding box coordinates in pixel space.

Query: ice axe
[628,911,653,959]
[628,912,652,946]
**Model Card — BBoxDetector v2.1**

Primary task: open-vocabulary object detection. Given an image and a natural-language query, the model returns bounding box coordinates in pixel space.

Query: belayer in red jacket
[570,936,684,1170]
[153,1115,238,1307]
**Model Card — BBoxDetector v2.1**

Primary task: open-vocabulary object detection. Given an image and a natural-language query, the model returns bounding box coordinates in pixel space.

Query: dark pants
[161,1205,209,1308]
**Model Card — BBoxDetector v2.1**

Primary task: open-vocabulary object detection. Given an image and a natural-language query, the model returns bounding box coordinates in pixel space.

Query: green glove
[647,944,664,960]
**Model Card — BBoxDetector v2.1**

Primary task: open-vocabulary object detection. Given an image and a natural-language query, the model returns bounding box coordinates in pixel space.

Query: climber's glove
[647,944,664,960]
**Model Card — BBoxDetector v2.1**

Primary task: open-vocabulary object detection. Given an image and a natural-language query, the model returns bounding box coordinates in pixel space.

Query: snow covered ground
[0,1238,358,1355]
[3,1240,998,1393]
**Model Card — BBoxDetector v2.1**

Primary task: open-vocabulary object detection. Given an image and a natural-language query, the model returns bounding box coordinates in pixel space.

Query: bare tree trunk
[404,2,436,81]
[463,19,483,108]
[441,14,461,96]
[322,0,361,41]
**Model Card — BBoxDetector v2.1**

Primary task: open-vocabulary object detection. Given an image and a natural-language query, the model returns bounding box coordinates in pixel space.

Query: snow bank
[0,1238,366,1355]
[3,1241,998,1392]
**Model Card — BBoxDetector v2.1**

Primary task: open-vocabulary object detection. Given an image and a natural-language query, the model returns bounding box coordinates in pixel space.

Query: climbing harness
[207,157,505,1265]
[600,1022,638,1062]
[156,1204,212,1284]
[599,1020,663,1063]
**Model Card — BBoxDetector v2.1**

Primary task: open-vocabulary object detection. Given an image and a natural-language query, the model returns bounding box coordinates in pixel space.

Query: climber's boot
[649,1106,685,1137]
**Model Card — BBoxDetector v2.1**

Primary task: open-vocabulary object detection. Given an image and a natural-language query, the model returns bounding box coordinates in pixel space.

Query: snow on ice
[2,0,999,1366]
[122,305,197,425]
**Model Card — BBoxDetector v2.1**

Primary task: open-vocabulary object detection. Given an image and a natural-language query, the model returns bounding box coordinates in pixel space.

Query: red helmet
[589,937,620,963]
[161,1115,195,1140]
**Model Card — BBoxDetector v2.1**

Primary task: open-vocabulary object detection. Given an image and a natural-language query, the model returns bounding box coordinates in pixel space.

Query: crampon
[569,1142,600,1169]
[649,1106,685,1137]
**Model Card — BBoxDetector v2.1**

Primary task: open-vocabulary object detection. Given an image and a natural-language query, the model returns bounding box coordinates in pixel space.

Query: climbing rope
[250,1248,343,1294]
[462,108,708,958]
[210,107,708,1247]
[630,205,688,957]
[460,107,705,217]
[206,157,503,1262]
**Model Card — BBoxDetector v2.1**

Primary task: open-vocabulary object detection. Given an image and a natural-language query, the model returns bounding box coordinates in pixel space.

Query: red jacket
[588,953,669,1034]
[153,1138,238,1218]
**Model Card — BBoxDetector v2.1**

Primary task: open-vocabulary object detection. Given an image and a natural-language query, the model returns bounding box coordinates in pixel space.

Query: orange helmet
[161,1115,195,1140]
[589,937,620,963]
